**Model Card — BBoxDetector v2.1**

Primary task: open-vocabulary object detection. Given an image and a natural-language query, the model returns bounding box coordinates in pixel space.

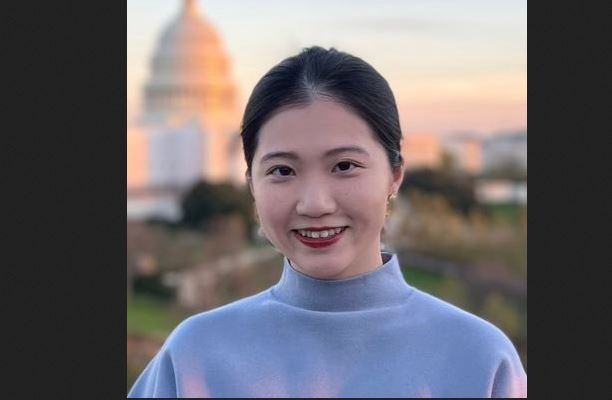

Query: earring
[385,192,396,218]
[253,204,266,238]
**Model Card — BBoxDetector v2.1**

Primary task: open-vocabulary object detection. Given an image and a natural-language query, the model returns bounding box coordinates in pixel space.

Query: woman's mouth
[292,226,348,248]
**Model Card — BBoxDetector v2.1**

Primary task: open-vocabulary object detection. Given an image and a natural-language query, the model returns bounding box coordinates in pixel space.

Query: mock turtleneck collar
[271,252,414,312]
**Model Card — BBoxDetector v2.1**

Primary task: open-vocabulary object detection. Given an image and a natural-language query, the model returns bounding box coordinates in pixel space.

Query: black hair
[241,46,403,177]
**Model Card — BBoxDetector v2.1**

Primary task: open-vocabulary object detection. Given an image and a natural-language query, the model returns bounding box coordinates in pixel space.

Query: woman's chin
[290,254,350,280]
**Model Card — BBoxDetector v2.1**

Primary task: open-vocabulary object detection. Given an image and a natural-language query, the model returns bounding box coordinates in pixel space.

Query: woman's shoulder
[408,287,518,355]
[162,289,274,350]
[406,289,527,396]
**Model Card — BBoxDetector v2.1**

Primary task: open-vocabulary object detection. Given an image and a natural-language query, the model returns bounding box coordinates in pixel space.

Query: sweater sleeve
[490,353,527,398]
[128,347,177,398]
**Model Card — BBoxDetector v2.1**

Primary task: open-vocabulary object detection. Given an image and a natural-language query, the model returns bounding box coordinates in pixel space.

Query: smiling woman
[250,99,403,280]
[128,47,527,398]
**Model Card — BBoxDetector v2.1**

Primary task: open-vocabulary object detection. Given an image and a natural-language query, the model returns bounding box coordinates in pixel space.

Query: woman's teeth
[297,227,346,238]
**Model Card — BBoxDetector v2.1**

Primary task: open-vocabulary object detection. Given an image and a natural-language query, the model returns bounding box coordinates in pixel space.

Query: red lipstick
[293,227,347,248]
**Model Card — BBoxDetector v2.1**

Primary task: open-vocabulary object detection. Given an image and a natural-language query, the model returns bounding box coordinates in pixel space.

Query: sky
[127,0,526,136]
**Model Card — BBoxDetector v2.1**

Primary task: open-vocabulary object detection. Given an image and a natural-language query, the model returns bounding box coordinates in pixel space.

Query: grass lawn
[127,294,187,338]
[483,203,526,225]
[401,265,446,295]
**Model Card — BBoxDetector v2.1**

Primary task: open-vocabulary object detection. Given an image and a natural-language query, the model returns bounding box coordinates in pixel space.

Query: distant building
[441,133,483,174]
[438,130,527,177]
[402,133,441,170]
[127,0,246,221]
[127,187,182,221]
[482,131,527,173]
[127,123,148,189]
[475,179,527,204]
[147,121,203,189]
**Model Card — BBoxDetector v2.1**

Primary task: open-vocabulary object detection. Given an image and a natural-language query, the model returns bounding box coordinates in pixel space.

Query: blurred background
[127,0,526,390]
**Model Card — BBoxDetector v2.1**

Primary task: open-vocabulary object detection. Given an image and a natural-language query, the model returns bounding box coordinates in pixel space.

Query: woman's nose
[295,185,337,217]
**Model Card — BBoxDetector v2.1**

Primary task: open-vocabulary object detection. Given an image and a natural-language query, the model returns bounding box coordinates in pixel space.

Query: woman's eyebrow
[260,146,370,164]
[260,151,299,163]
[324,146,370,158]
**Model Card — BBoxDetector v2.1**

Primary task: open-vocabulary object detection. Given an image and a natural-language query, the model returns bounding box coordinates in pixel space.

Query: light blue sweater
[128,252,527,397]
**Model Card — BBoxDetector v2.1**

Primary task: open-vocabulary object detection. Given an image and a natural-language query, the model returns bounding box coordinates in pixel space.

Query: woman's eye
[269,166,294,176]
[333,161,358,172]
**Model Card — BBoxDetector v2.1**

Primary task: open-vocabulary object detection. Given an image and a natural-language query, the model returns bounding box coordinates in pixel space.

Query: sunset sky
[127,0,526,136]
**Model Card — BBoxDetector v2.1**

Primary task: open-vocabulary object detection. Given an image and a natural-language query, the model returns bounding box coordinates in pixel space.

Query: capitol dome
[127,0,246,209]
[143,0,238,127]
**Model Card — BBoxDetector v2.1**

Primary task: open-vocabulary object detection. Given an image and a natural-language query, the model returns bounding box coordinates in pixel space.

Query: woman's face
[249,99,403,280]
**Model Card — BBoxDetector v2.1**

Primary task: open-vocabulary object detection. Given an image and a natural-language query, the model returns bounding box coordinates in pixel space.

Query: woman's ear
[390,164,404,196]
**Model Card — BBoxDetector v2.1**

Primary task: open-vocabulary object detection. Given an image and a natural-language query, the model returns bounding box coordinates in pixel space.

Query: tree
[399,167,476,214]
[179,180,256,238]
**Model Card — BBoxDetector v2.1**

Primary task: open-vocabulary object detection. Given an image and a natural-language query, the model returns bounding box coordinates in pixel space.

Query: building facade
[127,0,246,220]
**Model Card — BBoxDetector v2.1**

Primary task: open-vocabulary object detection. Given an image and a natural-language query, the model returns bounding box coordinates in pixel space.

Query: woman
[128,47,527,398]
